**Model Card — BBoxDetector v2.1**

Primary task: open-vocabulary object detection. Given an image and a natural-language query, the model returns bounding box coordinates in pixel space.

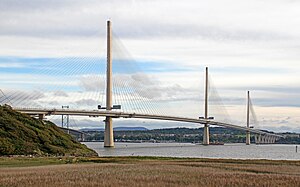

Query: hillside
[0,105,97,156]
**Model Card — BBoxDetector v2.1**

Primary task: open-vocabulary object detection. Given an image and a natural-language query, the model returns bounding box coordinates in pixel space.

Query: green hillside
[0,105,97,156]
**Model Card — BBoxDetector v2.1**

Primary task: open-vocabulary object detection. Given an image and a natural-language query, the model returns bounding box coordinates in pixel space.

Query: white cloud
[0,0,300,132]
[0,63,25,68]
[53,90,69,97]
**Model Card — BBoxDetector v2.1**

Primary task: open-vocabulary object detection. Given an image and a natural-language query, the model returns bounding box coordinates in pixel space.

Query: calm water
[83,142,300,160]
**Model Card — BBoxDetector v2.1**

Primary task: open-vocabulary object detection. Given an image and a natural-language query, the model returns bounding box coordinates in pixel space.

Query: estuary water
[83,142,300,160]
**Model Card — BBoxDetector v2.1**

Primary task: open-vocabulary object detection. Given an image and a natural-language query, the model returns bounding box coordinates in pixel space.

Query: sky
[0,0,299,132]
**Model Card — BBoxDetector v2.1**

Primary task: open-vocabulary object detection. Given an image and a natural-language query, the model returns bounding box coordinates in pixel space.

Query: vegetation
[0,157,67,168]
[0,156,299,186]
[0,105,97,156]
[84,127,300,144]
[84,127,259,143]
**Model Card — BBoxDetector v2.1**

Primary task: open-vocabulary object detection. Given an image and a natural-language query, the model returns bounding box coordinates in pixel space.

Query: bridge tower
[246,91,251,145]
[104,20,114,147]
[203,67,210,145]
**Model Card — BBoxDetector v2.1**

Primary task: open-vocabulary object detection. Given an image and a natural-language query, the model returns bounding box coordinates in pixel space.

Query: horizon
[77,125,298,134]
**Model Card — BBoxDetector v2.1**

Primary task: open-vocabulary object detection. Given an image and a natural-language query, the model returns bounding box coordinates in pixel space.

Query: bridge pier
[203,124,209,145]
[264,135,268,144]
[80,133,85,142]
[246,131,250,145]
[255,134,277,144]
[267,135,275,144]
[38,114,45,120]
[104,117,114,147]
[255,134,258,144]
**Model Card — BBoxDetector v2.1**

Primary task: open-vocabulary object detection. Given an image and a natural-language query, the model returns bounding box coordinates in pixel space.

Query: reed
[0,157,299,186]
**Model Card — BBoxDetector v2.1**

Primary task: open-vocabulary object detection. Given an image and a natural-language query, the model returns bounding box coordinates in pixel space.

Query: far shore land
[0,156,299,187]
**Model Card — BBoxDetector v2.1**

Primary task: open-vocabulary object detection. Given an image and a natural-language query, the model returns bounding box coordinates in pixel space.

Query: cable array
[0,89,13,105]
[1,48,106,110]
[208,75,232,124]
[249,97,260,129]
[1,30,202,119]
[110,32,173,115]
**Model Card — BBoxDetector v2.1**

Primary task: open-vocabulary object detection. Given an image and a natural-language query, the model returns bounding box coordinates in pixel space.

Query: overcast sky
[0,0,299,132]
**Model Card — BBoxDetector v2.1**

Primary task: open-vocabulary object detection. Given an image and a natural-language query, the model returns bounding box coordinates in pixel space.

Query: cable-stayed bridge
[0,21,283,147]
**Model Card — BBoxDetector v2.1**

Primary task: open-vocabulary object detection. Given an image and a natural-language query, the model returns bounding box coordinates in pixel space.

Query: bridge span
[15,107,283,139]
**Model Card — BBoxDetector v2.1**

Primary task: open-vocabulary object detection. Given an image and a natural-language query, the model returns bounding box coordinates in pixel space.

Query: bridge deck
[15,108,283,137]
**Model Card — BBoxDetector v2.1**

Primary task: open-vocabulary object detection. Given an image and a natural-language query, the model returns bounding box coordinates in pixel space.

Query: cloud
[113,73,198,101]
[0,0,299,41]
[0,0,76,12]
[75,99,98,106]
[53,90,69,97]
[0,0,300,132]
[46,101,60,106]
[79,75,105,92]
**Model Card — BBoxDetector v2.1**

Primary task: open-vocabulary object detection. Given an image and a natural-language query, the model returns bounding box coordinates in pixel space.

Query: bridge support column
[262,135,265,144]
[80,133,85,142]
[246,131,250,145]
[264,136,268,144]
[203,124,209,145]
[263,135,268,144]
[268,136,273,144]
[104,117,114,147]
[38,114,45,120]
[255,134,261,144]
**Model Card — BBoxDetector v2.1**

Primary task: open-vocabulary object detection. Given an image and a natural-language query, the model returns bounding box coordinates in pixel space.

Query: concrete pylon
[203,67,209,145]
[104,20,114,147]
[246,91,251,145]
[38,114,45,120]
[203,125,209,145]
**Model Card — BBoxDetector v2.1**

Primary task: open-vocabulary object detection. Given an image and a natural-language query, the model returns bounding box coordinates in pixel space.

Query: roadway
[14,107,283,138]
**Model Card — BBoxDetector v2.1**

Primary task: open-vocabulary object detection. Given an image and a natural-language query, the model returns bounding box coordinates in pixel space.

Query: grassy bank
[0,156,299,186]
[0,105,97,156]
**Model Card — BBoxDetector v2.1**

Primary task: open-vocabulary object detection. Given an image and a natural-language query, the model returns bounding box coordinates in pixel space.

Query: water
[83,142,300,160]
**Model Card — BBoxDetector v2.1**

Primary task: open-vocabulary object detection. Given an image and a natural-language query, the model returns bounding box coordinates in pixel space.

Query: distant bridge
[58,126,86,142]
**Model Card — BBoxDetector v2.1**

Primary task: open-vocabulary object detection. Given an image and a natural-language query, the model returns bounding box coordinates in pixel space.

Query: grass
[0,157,78,168]
[0,105,97,157]
[0,156,300,186]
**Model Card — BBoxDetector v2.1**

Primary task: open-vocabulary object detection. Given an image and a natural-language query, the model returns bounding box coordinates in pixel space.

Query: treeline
[84,127,299,144]
[84,127,253,143]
